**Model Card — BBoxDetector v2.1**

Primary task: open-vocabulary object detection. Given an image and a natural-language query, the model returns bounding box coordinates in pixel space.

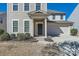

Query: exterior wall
[48,15,66,21]
[0,13,7,31]
[7,4,33,36]
[41,3,47,11]
[60,27,71,36]
[63,15,66,21]
[8,3,32,13]
[7,3,47,13]
[47,22,71,36]
[7,3,47,36]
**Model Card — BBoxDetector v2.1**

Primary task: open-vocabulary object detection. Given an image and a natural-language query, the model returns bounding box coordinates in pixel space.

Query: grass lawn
[0,41,44,56]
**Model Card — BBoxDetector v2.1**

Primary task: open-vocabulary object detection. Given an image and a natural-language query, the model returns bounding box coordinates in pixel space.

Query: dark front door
[38,24,43,35]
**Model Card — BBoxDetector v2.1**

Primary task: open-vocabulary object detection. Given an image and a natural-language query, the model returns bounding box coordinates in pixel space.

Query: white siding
[55,15,61,20]
[48,15,66,21]
[63,15,66,21]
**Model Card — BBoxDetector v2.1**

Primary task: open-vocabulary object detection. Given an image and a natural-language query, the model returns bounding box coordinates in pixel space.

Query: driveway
[52,35,79,43]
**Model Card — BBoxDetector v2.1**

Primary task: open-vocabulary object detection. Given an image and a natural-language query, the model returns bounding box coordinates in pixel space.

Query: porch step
[35,36,45,41]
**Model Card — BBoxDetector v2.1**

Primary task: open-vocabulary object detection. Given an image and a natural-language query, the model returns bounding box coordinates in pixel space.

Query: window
[13,21,18,32]
[0,17,3,24]
[13,3,18,11]
[61,15,63,19]
[53,15,55,19]
[24,3,29,11]
[24,21,29,32]
[36,3,41,11]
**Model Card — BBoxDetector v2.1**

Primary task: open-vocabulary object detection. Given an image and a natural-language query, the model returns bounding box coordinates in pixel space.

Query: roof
[28,10,48,16]
[48,20,73,26]
[0,12,6,14]
[28,10,49,19]
[47,10,66,15]
[28,10,66,19]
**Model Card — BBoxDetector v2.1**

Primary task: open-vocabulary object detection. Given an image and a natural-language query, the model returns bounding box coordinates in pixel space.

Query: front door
[38,24,43,35]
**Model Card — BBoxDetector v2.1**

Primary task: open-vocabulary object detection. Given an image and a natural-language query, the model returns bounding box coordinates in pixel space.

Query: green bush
[17,33,26,41]
[0,29,4,36]
[25,33,31,39]
[10,34,16,40]
[0,33,11,41]
[70,28,78,36]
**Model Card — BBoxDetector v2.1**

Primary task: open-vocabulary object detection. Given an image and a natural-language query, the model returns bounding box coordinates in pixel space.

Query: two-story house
[7,3,73,37]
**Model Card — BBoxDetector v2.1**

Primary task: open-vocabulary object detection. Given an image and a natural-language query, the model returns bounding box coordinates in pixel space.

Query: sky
[0,3,78,20]
[48,3,77,20]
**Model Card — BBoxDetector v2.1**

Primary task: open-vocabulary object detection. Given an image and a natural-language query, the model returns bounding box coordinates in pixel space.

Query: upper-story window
[61,15,63,19]
[13,3,18,11]
[0,17,3,24]
[36,3,41,11]
[53,15,55,19]
[24,3,29,11]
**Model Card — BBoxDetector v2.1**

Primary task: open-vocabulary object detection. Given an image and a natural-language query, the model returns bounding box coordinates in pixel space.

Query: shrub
[10,34,16,40]
[0,29,4,36]
[17,33,26,41]
[44,36,53,42]
[70,28,78,36]
[25,33,31,39]
[0,33,11,41]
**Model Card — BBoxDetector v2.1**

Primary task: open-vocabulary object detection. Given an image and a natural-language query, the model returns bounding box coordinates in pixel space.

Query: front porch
[28,10,48,37]
[33,19,47,37]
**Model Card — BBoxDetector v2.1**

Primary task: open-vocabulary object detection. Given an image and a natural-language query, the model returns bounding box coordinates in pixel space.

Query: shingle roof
[28,10,66,19]
[0,12,6,14]
[28,10,49,19]
[47,10,66,15]
[48,20,73,26]
[28,10,48,16]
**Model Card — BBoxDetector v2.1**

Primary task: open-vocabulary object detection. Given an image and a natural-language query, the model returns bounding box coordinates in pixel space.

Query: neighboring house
[7,3,73,37]
[0,12,7,31]
[68,4,79,31]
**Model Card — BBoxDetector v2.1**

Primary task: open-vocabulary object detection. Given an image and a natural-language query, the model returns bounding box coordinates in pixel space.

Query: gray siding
[0,13,7,32]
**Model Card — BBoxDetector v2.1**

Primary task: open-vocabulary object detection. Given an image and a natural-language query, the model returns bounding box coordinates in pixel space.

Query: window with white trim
[53,15,55,19]
[24,3,29,11]
[13,3,18,11]
[13,21,18,32]
[36,3,41,11]
[0,17,3,24]
[61,15,63,19]
[24,21,29,32]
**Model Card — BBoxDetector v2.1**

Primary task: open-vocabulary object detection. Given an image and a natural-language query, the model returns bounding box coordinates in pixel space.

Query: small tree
[59,41,79,56]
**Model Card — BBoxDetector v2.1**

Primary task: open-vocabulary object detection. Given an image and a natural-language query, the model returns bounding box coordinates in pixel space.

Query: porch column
[45,18,47,38]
